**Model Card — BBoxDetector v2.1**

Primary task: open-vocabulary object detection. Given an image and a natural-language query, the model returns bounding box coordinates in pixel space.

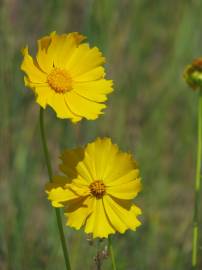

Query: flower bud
[184,58,202,90]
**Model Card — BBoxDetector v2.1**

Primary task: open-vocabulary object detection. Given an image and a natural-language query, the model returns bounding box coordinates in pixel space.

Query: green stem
[108,236,117,270]
[192,89,202,269]
[39,108,71,270]
[96,240,101,270]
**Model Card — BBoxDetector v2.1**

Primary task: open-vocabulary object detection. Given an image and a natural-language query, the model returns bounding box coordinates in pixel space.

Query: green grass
[0,0,202,269]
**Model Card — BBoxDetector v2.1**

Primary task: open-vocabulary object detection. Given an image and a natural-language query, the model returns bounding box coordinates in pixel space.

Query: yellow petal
[36,47,53,74]
[35,85,54,108]
[24,76,47,90]
[61,142,98,184]
[65,91,106,120]
[76,163,94,183]
[65,43,91,72]
[35,85,82,122]
[68,46,105,77]
[47,32,85,68]
[74,66,105,82]
[131,204,142,216]
[83,140,99,180]
[48,92,81,121]
[103,196,128,233]
[67,180,90,196]
[47,187,79,207]
[85,198,115,238]
[95,138,120,181]
[55,33,86,68]
[46,33,66,67]
[65,196,93,230]
[69,176,91,188]
[60,148,93,182]
[21,47,47,83]
[70,32,86,43]
[36,34,54,73]
[107,169,140,186]
[24,76,33,89]
[38,34,52,51]
[84,138,114,180]
[107,178,141,200]
[104,196,141,231]
[104,152,137,184]
[72,79,113,102]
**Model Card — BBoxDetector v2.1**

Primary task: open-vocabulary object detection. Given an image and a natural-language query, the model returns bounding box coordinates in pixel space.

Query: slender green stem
[108,236,117,270]
[39,107,71,270]
[192,89,202,269]
[95,240,101,270]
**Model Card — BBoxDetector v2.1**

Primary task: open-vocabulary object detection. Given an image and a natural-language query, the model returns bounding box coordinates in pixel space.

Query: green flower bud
[184,58,202,90]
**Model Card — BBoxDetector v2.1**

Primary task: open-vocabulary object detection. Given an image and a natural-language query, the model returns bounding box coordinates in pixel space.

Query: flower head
[21,32,113,122]
[184,58,202,90]
[46,138,142,238]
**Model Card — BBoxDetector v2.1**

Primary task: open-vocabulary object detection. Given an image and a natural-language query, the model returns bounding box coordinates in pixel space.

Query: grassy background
[1,0,202,269]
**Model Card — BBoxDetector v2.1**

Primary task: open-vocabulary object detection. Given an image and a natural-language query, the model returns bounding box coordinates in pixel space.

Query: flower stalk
[39,107,71,270]
[192,89,202,269]
[108,236,117,270]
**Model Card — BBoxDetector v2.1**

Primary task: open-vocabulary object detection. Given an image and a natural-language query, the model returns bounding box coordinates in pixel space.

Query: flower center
[89,180,106,199]
[47,68,72,93]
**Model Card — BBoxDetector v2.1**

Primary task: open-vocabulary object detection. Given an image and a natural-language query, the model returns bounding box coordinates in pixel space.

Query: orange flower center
[47,68,72,93]
[89,180,106,199]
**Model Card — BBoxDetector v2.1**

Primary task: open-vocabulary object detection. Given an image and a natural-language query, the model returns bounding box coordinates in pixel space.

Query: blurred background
[1,0,202,269]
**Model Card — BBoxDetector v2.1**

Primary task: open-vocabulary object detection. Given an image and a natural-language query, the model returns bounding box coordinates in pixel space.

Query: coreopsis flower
[184,58,202,90]
[21,32,113,122]
[46,138,142,238]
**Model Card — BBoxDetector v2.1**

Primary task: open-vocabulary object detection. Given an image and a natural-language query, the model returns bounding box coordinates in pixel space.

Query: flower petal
[104,196,141,231]
[38,34,52,51]
[47,187,80,207]
[67,181,90,196]
[83,138,116,180]
[103,196,128,233]
[21,47,47,83]
[65,196,93,230]
[46,33,66,67]
[47,32,85,68]
[65,91,106,120]
[72,79,113,102]
[36,47,53,73]
[65,43,91,73]
[68,46,105,77]
[56,33,85,68]
[107,178,141,200]
[60,148,93,183]
[34,85,54,108]
[74,66,105,82]
[107,169,140,186]
[104,152,137,183]
[84,198,115,238]
[36,34,54,72]
[48,92,81,122]
[34,85,82,122]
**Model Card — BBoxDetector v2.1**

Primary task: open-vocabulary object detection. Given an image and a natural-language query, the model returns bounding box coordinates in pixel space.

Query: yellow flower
[46,138,142,238]
[21,32,113,122]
